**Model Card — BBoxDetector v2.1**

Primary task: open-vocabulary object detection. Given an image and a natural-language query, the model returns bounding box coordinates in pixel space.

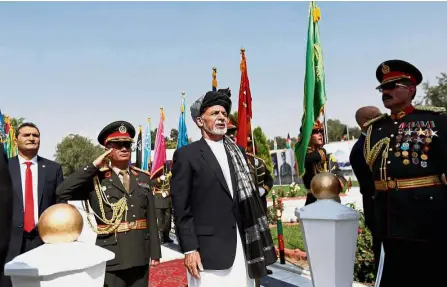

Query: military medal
[403,159,410,165]
[421,161,428,168]
[401,142,410,151]
[401,151,409,157]
[394,151,401,158]
[413,143,421,151]
[421,154,428,161]
[411,152,418,158]
[412,158,419,165]
[425,138,432,144]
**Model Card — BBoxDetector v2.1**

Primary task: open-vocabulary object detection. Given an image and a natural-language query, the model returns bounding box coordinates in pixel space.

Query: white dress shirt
[18,155,39,225]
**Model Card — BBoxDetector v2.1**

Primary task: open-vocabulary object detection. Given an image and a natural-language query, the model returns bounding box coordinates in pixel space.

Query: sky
[1,1,447,160]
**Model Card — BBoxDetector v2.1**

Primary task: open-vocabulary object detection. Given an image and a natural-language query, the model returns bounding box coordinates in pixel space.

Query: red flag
[236,48,253,149]
[150,108,167,179]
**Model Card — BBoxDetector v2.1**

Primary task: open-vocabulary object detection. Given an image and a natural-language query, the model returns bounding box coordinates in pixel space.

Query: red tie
[24,162,35,232]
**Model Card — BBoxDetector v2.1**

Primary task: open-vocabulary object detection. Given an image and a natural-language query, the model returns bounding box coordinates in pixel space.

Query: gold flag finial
[147,117,151,123]
[312,3,321,23]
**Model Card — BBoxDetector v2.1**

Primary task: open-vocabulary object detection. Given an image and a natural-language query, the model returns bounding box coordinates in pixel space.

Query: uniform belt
[97,219,147,233]
[374,175,443,191]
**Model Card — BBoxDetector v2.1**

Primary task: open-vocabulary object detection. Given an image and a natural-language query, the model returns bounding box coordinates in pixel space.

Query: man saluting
[57,121,161,287]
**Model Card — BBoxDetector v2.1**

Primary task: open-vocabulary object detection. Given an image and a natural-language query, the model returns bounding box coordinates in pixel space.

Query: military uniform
[246,152,274,213]
[303,121,347,205]
[365,60,447,287]
[56,121,161,287]
[152,170,173,243]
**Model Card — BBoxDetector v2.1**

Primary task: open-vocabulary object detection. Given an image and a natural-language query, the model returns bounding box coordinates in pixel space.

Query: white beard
[203,124,227,136]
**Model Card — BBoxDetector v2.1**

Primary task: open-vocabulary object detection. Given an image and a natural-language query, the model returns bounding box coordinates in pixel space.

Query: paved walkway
[161,234,368,287]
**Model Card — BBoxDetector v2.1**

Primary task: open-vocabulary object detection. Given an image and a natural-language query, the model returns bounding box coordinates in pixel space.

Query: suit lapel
[10,157,23,206]
[110,171,127,194]
[226,149,239,204]
[199,138,232,199]
[37,157,46,207]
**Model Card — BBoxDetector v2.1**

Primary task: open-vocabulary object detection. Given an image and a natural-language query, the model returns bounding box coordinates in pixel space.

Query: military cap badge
[381,63,390,74]
[119,124,127,134]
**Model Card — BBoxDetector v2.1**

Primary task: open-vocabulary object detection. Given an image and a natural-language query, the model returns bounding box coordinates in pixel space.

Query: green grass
[269,224,306,251]
[268,181,359,199]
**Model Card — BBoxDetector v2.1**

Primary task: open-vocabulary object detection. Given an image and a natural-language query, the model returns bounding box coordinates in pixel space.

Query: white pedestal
[295,199,360,287]
[4,241,115,287]
[68,200,98,245]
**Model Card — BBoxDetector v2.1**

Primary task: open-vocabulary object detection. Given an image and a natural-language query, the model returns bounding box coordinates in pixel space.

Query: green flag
[295,1,327,177]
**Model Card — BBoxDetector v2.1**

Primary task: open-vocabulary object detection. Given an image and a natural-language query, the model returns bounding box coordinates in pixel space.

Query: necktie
[120,170,130,193]
[24,162,35,232]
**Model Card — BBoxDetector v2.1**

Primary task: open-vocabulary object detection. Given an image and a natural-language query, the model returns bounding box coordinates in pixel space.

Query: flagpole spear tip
[240,47,245,53]
[147,117,151,122]
[212,66,217,71]
[181,91,186,96]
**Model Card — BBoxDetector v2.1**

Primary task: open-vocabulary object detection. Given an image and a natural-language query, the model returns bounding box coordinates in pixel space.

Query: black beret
[97,121,135,146]
[376,59,423,89]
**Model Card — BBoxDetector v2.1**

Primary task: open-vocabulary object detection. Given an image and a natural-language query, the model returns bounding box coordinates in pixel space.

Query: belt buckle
[387,179,397,189]
[128,221,136,229]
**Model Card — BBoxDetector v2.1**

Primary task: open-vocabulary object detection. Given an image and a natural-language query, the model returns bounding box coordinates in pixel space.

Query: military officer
[56,121,161,287]
[246,137,274,214]
[152,163,173,244]
[363,60,447,287]
[302,121,347,205]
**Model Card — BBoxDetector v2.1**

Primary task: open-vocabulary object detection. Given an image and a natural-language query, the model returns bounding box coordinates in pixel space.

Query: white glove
[160,175,166,181]
[258,187,266,197]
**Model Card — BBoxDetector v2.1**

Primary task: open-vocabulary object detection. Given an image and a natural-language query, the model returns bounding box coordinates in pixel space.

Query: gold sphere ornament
[310,172,342,201]
[38,203,84,244]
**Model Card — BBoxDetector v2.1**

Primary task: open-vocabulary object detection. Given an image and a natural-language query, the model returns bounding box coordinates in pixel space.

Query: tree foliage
[417,73,447,109]
[253,127,274,174]
[54,134,104,177]
[10,117,25,132]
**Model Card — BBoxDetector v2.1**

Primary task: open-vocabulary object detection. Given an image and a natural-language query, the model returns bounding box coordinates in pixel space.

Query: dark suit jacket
[171,138,245,270]
[349,134,375,231]
[56,164,161,271]
[0,146,13,279]
[6,156,64,262]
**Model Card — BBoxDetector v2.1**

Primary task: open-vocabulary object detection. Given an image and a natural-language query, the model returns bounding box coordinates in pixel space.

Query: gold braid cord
[364,125,390,181]
[413,105,447,114]
[85,176,128,235]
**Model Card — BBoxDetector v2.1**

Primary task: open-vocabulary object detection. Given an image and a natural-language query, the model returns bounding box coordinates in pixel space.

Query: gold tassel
[312,6,321,23]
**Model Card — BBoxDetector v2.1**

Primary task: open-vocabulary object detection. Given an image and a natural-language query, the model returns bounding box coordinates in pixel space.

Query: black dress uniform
[246,150,274,214]
[152,168,173,244]
[365,60,447,287]
[56,121,161,287]
[303,122,347,205]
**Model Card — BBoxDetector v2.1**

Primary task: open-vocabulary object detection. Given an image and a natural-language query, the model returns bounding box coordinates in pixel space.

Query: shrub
[275,188,286,198]
[346,203,376,284]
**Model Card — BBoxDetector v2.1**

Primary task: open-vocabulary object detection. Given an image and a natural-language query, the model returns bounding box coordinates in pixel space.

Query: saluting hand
[185,251,203,279]
[93,149,113,168]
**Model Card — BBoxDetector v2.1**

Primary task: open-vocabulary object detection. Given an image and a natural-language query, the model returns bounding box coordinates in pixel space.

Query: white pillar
[4,241,115,287]
[295,199,360,287]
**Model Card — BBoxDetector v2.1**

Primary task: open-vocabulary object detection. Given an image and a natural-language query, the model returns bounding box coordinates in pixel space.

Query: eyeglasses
[110,142,132,149]
[312,129,323,135]
[378,82,409,93]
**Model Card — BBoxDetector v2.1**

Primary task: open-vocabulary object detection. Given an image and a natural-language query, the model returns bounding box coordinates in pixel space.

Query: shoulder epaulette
[130,165,151,176]
[363,113,388,128]
[414,105,447,115]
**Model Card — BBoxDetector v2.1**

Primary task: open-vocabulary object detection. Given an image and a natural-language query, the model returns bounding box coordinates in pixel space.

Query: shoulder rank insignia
[414,105,447,114]
[363,113,388,128]
[130,165,151,176]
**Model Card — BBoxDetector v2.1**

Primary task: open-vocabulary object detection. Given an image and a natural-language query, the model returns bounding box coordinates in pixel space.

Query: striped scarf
[223,135,277,278]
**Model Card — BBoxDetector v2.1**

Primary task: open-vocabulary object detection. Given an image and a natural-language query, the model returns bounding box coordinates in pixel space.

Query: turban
[190,91,232,120]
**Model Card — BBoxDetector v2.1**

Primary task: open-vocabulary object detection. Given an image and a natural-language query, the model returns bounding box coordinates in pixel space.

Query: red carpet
[149,259,188,287]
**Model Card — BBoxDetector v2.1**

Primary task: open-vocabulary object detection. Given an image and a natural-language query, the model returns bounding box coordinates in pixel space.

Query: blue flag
[177,94,188,149]
[142,119,152,171]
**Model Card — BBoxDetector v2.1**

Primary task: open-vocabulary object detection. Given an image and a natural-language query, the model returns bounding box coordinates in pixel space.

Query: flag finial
[147,117,151,123]
[240,47,245,53]
[212,67,217,91]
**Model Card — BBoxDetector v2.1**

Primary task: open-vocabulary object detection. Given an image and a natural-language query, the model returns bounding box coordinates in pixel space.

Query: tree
[326,119,346,142]
[11,117,25,132]
[229,111,238,126]
[253,127,274,174]
[170,129,179,143]
[417,73,447,109]
[54,134,104,177]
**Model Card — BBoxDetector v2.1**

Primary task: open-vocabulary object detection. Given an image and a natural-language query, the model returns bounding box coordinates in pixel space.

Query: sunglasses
[110,142,132,149]
[378,82,409,93]
[312,129,323,135]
